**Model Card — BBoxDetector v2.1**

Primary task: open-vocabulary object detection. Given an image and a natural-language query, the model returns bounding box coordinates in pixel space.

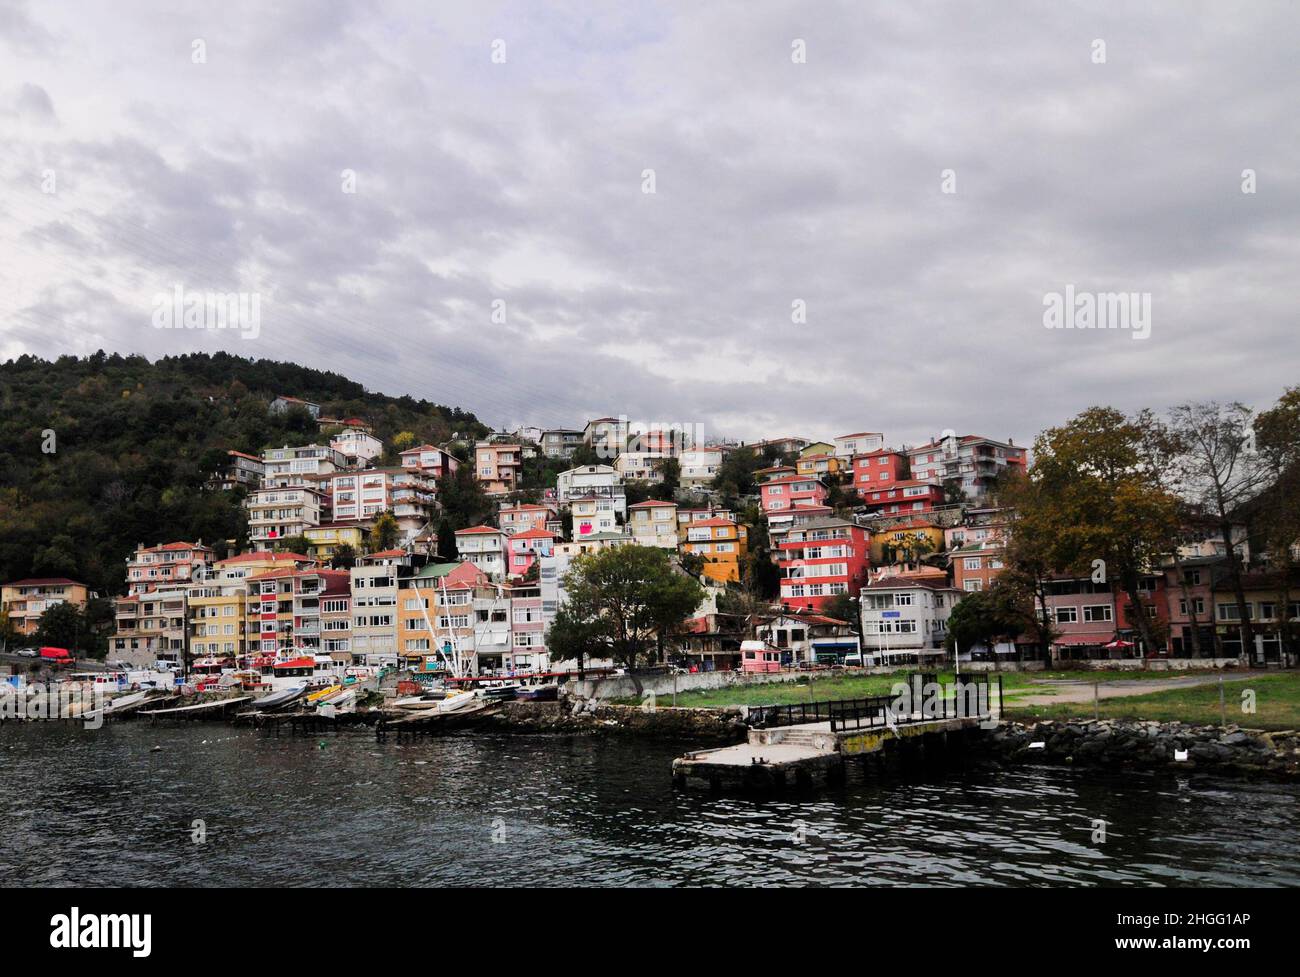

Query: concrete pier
[672,715,989,792]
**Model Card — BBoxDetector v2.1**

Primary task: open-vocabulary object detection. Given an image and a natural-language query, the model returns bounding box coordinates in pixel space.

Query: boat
[252,684,308,712]
[305,684,342,704]
[481,683,522,702]
[317,688,356,717]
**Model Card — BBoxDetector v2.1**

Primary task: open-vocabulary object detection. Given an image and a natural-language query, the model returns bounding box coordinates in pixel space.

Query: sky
[0,1,1296,449]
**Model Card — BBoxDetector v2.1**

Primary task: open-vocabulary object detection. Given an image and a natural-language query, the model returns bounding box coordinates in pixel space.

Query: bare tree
[1168,402,1269,660]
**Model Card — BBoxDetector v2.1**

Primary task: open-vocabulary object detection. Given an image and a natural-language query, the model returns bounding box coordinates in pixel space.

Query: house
[507,528,558,579]
[798,441,837,459]
[455,526,508,579]
[302,523,368,561]
[474,442,522,495]
[677,612,748,671]
[775,517,870,613]
[754,464,797,483]
[186,553,312,664]
[677,505,735,536]
[614,451,667,483]
[950,542,1006,593]
[628,500,679,548]
[245,486,323,551]
[757,611,860,666]
[679,446,725,490]
[583,417,628,460]
[498,502,562,537]
[261,444,347,486]
[1,578,91,636]
[680,518,748,583]
[834,432,884,461]
[759,474,829,516]
[851,449,909,494]
[540,429,584,459]
[270,395,320,418]
[555,464,625,509]
[1042,576,1122,662]
[210,450,265,491]
[570,495,624,539]
[399,444,459,481]
[869,520,947,565]
[124,541,214,595]
[860,577,961,663]
[858,478,945,516]
[1162,557,1226,658]
[749,436,810,457]
[330,426,384,465]
[796,452,847,480]
[906,433,1027,500]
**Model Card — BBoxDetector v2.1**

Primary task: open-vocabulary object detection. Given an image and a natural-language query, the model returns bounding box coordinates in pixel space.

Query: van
[843,654,864,667]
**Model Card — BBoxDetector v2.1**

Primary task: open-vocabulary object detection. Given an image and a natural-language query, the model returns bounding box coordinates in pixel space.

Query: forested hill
[0,351,490,596]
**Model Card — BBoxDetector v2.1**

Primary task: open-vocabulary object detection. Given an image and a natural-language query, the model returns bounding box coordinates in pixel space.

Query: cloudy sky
[1,1,1296,447]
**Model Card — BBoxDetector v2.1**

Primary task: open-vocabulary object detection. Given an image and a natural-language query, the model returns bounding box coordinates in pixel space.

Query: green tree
[276,534,311,556]
[369,512,400,552]
[330,543,357,570]
[547,545,704,669]
[35,601,89,655]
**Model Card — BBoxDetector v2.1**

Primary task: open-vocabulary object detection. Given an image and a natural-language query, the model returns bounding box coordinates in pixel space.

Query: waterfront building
[859,577,961,663]
[349,550,413,665]
[756,611,861,666]
[1,578,91,636]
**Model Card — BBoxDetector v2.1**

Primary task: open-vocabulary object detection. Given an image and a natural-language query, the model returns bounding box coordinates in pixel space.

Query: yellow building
[796,453,846,479]
[303,523,367,561]
[869,520,946,565]
[1,578,90,636]
[680,518,749,583]
[187,553,309,661]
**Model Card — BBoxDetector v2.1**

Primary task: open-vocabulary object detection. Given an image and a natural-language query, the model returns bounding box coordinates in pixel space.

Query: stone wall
[568,669,806,701]
[481,699,748,743]
[979,719,1300,778]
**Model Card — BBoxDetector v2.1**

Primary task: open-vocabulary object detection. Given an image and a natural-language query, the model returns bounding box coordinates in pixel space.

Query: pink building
[399,444,459,481]
[508,583,547,671]
[507,528,558,580]
[498,502,562,536]
[126,541,214,596]
[759,475,828,516]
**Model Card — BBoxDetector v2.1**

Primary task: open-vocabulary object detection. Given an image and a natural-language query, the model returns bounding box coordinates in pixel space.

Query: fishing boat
[515,684,559,702]
[480,683,523,702]
[305,684,342,704]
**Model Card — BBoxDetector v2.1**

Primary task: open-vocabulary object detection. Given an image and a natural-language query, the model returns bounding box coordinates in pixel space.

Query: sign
[882,611,901,619]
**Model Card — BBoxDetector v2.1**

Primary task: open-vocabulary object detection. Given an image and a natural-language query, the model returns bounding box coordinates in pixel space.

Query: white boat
[317,689,356,717]
[252,684,308,711]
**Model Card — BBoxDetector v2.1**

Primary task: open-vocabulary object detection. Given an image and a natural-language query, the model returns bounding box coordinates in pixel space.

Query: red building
[851,449,909,494]
[775,517,870,613]
[759,474,828,516]
[859,479,945,516]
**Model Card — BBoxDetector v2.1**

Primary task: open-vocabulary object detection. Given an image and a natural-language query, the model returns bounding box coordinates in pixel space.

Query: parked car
[16,647,38,658]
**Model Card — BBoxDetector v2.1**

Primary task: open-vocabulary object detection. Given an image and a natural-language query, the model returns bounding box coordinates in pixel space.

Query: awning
[273,657,316,669]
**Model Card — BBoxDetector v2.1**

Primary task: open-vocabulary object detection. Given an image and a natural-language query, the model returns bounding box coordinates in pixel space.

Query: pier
[672,676,1003,792]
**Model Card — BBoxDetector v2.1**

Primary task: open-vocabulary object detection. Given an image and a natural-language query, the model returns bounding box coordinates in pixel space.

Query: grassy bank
[1004,672,1300,731]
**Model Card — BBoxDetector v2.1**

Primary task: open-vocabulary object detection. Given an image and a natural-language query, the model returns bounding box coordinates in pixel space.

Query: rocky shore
[481,699,748,743]
[979,718,1300,778]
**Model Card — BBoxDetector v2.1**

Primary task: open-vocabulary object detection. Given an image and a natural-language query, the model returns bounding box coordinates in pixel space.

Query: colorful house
[628,500,680,548]
[775,517,870,613]
[759,475,828,516]
[1,578,91,636]
[507,528,558,579]
[681,518,749,583]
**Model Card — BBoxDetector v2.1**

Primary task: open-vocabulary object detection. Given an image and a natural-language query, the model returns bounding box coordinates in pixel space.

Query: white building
[261,444,348,487]
[455,526,508,580]
[245,486,323,550]
[859,577,961,662]
[834,432,884,461]
[679,446,725,490]
[330,427,384,465]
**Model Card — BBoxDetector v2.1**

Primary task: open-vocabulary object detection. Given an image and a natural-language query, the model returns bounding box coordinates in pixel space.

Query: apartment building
[350,550,413,665]
[261,444,347,486]
[834,432,884,461]
[614,451,667,483]
[555,464,626,511]
[571,495,624,539]
[124,541,214,595]
[796,452,847,480]
[111,588,189,667]
[506,528,558,579]
[1,578,90,636]
[759,475,828,516]
[210,450,265,491]
[498,502,562,537]
[508,583,548,672]
[851,449,909,494]
[329,426,384,465]
[302,522,367,561]
[399,444,459,481]
[679,446,725,490]
[628,500,679,548]
[455,526,509,579]
[681,518,748,584]
[187,552,312,662]
[775,517,870,612]
[541,429,584,459]
[858,479,945,516]
[474,441,522,495]
[859,577,961,662]
[906,434,1027,499]
[246,486,323,550]
[583,417,628,459]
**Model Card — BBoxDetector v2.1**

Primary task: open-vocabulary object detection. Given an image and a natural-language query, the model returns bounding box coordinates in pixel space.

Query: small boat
[481,684,522,702]
[317,689,356,717]
[306,684,342,704]
[253,685,308,711]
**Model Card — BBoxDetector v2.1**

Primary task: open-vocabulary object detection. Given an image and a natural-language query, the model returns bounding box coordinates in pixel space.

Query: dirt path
[1012,674,1250,707]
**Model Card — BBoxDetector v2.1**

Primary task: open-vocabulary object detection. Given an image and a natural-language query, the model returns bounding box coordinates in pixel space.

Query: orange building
[680,517,749,583]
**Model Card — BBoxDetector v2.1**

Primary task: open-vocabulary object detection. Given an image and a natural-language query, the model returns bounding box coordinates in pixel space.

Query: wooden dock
[140,696,252,721]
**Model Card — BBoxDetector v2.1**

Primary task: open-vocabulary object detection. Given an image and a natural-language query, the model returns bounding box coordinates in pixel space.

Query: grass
[1004,672,1300,731]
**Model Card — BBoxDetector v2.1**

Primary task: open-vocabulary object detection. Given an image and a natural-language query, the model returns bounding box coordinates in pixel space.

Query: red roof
[400,444,443,454]
[455,526,502,536]
[365,549,408,558]
[273,656,317,669]
[629,500,677,508]
[512,528,558,540]
[762,475,824,487]
[227,450,262,462]
[218,552,310,565]
[501,503,553,511]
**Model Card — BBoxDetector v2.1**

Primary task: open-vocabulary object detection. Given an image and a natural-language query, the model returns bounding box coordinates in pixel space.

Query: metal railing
[746,672,1004,732]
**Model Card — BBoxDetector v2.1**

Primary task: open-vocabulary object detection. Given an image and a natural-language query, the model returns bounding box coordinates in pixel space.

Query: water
[2,723,1298,887]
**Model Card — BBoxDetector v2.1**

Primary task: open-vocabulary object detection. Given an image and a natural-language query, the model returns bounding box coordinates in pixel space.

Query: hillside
[0,351,490,596]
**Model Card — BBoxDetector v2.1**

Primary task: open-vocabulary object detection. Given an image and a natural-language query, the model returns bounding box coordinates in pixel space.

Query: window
[964,558,981,570]
[1082,604,1112,623]
[1055,607,1078,624]
[964,580,982,592]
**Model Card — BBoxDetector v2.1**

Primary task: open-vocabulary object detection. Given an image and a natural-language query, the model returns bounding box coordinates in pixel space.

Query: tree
[436,465,493,530]
[1252,387,1300,659]
[944,590,1004,656]
[330,543,357,570]
[35,601,89,655]
[712,447,762,502]
[276,534,311,556]
[436,519,458,560]
[369,512,400,552]
[652,457,681,500]
[1028,407,1182,656]
[822,592,859,631]
[1168,402,1270,658]
[547,545,704,669]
